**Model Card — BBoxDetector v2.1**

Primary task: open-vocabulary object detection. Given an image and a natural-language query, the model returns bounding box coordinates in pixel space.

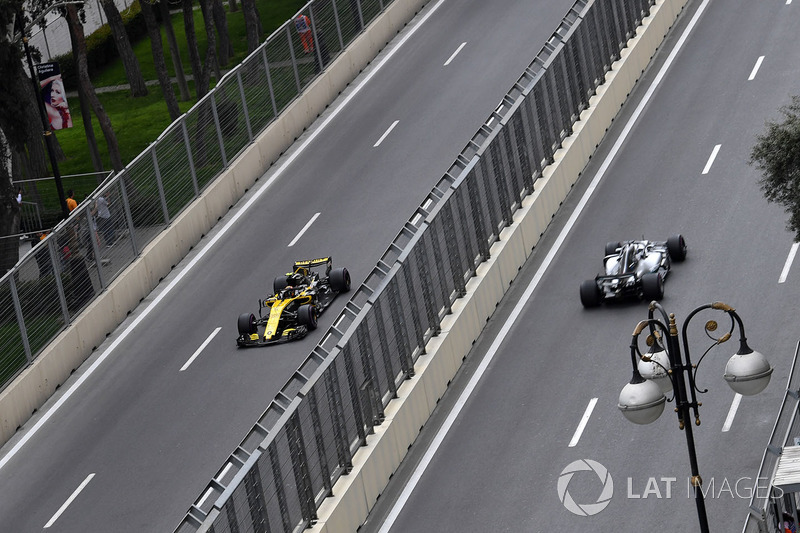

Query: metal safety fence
[743,340,800,533]
[0,0,399,392]
[175,0,656,530]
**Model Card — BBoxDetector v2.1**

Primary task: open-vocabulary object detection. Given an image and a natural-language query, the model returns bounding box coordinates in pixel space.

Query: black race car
[236,257,351,347]
[580,236,686,307]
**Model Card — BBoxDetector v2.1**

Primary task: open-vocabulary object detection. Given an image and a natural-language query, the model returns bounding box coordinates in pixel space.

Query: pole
[18,9,69,219]
[666,314,710,533]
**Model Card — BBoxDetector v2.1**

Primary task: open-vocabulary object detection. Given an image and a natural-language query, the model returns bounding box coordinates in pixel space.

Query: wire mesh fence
[743,340,800,533]
[175,0,658,531]
[0,0,401,393]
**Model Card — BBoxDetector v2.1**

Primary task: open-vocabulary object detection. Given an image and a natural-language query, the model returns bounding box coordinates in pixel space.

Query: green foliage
[750,95,800,242]
[54,0,148,89]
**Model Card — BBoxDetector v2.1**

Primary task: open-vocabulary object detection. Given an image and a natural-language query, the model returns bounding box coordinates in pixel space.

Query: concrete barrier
[0,0,430,447]
[307,0,689,530]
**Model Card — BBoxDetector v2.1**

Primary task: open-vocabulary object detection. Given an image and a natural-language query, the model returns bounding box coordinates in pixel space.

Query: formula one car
[237,257,351,347]
[580,236,686,307]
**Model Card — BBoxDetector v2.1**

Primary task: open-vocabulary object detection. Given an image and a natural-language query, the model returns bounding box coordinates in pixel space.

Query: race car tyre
[642,272,664,301]
[330,267,351,293]
[667,235,687,262]
[580,280,602,308]
[298,304,318,330]
[274,275,289,294]
[605,241,621,256]
[238,313,257,335]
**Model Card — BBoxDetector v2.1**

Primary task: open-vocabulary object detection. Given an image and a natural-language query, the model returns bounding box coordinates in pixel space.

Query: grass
[42,0,308,212]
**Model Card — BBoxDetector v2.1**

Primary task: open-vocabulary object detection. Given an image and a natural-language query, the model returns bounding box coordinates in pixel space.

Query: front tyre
[297,304,318,330]
[605,241,621,256]
[667,235,687,262]
[238,313,257,335]
[641,272,664,301]
[580,280,602,308]
[329,267,351,293]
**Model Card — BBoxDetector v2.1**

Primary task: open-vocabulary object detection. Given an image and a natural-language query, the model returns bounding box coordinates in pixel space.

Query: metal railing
[174,0,657,531]
[0,0,398,392]
[743,339,800,533]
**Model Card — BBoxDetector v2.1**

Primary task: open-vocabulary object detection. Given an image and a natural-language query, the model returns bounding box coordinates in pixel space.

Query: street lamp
[617,300,773,533]
[13,2,85,219]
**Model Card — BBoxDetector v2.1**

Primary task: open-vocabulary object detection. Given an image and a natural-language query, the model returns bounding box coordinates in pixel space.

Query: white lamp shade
[618,379,666,425]
[724,349,773,396]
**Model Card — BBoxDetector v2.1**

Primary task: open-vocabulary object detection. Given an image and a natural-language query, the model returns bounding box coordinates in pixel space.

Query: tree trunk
[183,0,204,94]
[0,130,20,275]
[240,0,262,53]
[67,17,105,174]
[228,0,238,13]
[66,4,124,171]
[100,0,148,97]
[141,0,181,121]
[160,0,190,101]
[210,0,232,67]
[198,0,221,82]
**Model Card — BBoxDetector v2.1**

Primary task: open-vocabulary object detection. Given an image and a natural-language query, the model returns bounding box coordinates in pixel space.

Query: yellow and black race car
[236,257,351,347]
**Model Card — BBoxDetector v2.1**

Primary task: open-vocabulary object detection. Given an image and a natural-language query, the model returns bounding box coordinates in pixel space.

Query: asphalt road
[361,0,800,531]
[0,0,582,531]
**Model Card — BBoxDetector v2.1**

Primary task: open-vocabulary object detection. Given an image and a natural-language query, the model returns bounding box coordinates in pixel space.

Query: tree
[750,95,800,241]
[159,0,190,101]
[140,0,180,120]
[183,0,215,99]
[210,0,232,68]
[65,3,124,171]
[240,0,262,53]
[100,0,148,96]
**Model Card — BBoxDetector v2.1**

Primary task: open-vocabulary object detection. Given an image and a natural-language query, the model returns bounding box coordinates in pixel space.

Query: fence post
[151,146,171,224]
[261,48,279,119]
[210,93,228,167]
[236,71,253,143]
[117,176,139,255]
[286,25,303,93]
[8,275,32,363]
[180,119,200,197]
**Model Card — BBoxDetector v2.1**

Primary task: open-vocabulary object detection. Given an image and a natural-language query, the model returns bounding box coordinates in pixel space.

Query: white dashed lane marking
[444,42,467,66]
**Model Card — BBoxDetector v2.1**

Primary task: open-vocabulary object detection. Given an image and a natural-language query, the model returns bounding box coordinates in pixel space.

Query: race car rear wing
[293,257,332,272]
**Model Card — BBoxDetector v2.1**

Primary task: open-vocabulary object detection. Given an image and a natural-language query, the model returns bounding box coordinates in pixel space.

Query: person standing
[94,194,115,246]
[66,189,78,212]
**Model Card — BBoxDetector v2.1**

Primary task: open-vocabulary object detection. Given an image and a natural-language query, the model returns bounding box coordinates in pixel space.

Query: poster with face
[36,62,73,130]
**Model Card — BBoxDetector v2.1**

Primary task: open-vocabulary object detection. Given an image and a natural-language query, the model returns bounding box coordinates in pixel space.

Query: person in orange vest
[294,15,314,54]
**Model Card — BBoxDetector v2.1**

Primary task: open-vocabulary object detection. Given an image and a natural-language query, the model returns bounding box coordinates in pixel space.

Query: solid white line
[373,120,399,147]
[196,487,216,509]
[377,0,712,528]
[702,144,721,174]
[44,473,95,528]
[779,242,800,283]
[568,398,598,447]
[0,0,452,474]
[288,212,321,247]
[443,42,467,66]
[180,327,222,372]
[721,394,742,432]
[748,56,765,80]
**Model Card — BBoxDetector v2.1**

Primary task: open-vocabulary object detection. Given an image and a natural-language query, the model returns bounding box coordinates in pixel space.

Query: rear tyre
[667,235,687,262]
[273,275,289,294]
[642,272,664,301]
[580,280,602,308]
[605,241,621,256]
[329,267,351,293]
[238,313,257,335]
[297,304,318,330]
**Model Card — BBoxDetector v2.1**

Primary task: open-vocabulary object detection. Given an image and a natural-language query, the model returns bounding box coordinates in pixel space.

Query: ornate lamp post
[617,301,773,533]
